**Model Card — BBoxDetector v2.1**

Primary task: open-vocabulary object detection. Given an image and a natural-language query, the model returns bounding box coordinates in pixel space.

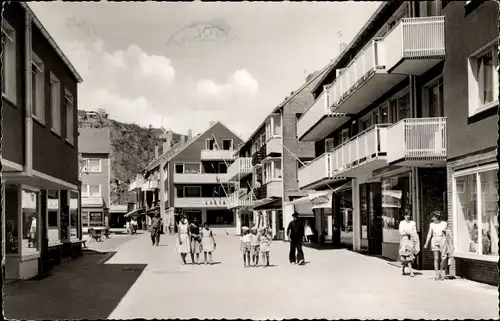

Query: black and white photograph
[1,0,499,320]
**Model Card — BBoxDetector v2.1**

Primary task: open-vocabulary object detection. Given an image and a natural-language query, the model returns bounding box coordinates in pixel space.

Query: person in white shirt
[398,209,419,277]
[424,211,448,281]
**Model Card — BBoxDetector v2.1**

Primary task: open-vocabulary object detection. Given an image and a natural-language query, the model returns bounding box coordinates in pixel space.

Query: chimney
[154,146,159,159]
[188,129,192,140]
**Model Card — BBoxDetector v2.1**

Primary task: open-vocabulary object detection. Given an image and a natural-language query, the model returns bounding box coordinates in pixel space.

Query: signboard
[311,192,333,209]
[89,212,103,226]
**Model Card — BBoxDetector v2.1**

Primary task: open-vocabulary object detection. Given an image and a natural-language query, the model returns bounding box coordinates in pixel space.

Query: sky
[29,1,380,140]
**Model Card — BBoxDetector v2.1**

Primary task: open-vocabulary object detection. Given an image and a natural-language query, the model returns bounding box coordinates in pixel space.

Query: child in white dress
[250,227,260,267]
[259,227,272,267]
[201,223,216,265]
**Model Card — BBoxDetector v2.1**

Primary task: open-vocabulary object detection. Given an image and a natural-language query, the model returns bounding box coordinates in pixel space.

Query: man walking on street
[287,211,305,265]
[151,213,162,246]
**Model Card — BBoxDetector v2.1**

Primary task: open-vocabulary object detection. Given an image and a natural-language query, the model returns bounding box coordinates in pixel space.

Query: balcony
[227,190,255,209]
[251,145,266,166]
[227,157,253,181]
[386,117,447,167]
[384,16,445,76]
[173,173,229,184]
[298,153,334,189]
[329,39,405,116]
[297,90,351,142]
[265,180,282,198]
[200,149,236,161]
[174,197,228,208]
[266,137,281,155]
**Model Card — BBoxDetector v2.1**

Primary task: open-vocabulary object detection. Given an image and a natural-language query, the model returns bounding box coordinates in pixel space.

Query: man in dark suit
[287,211,305,265]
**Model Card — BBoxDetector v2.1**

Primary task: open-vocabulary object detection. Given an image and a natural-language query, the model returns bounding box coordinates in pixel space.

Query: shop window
[468,42,499,116]
[22,189,39,255]
[2,20,16,104]
[47,190,60,245]
[222,139,233,150]
[69,191,79,239]
[89,212,103,227]
[81,212,89,227]
[207,210,234,225]
[454,165,498,257]
[381,172,411,244]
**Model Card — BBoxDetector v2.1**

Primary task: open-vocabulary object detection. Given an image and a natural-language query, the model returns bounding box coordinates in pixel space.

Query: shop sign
[311,192,332,209]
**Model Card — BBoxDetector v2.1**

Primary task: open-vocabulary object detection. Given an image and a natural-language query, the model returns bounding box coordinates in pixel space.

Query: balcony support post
[235,209,242,235]
[271,210,277,239]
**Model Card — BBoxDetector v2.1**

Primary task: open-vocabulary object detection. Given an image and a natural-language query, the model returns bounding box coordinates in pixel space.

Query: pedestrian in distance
[240,226,251,267]
[201,222,216,265]
[287,211,305,265]
[177,215,191,264]
[250,227,260,267]
[398,209,419,277]
[304,221,314,243]
[150,213,162,246]
[189,218,202,264]
[259,227,272,267]
[424,211,448,281]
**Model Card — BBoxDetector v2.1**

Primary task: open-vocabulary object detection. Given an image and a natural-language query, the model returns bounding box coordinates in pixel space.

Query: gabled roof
[79,127,111,154]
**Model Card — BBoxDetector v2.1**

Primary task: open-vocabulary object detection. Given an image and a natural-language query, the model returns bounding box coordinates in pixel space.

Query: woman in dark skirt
[189,218,202,264]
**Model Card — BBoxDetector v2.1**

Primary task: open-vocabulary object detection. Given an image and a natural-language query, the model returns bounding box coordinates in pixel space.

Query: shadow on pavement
[302,242,349,251]
[4,250,147,320]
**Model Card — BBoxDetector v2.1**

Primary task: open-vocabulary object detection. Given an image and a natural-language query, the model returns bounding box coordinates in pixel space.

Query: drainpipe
[4,10,33,179]
[280,110,285,240]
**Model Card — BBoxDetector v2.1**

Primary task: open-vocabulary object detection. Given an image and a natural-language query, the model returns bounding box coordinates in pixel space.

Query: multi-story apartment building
[296,0,449,268]
[142,122,242,234]
[2,2,83,280]
[228,74,324,238]
[294,0,498,284]
[442,0,498,285]
[78,128,111,231]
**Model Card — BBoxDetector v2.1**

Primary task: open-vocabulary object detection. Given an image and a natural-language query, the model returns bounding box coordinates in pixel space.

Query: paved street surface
[107,233,498,320]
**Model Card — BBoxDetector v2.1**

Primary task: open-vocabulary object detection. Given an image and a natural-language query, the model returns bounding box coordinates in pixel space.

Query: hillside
[78,110,183,205]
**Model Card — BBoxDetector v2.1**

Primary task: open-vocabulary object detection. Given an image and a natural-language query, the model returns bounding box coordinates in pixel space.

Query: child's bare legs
[265,252,270,266]
[181,253,187,264]
[255,251,259,266]
[204,252,208,264]
[260,252,266,267]
[208,252,213,264]
[432,251,441,280]
[407,262,414,277]
[402,262,407,275]
[439,255,447,279]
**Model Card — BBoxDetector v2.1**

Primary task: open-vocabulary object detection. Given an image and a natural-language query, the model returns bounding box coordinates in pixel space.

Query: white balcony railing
[384,16,445,72]
[296,90,330,139]
[227,191,255,209]
[173,173,229,184]
[298,153,332,189]
[227,157,253,181]
[386,117,447,163]
[328,39,384,110]
[174,197,229,208]
[200,149,236,161]
[330,125,388,176]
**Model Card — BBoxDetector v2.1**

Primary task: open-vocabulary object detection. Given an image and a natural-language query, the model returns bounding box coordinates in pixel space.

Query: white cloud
[196,69,259,98]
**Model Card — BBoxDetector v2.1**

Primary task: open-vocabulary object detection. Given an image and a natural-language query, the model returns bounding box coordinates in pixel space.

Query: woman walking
[201,223,216,264]
[424,211,448,280]
[398,209,419,277]
[189,218,202,264]
[304,222,314,243]
[177,215,191,264]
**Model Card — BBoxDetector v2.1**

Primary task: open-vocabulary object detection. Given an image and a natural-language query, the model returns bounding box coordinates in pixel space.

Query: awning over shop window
[124,208,144,218]
[144,207,160,216]
[252,197,282,211]
[285,182,351,209]
[82,197,104,208]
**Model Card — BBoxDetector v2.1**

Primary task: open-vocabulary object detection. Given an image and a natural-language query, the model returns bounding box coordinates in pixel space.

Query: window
[380,105,389,123]
[390,93,410,122]
[263,160,282,183]
[428,78,444,117]
[32,53,45,123]
[206,139,216,150]
[89,185,101,197]
[272,115,281,136]
[382,172,412,244]
[360,114,372,131]
[175,164,184,174]
[218,163,227,174]
[69,191,78,238]
[325,138,335,153]
[50,73,61,132]
[207,210,234,225]
[184,163,201,174]
[81,184,89,197]
[468,43,499,116]
[22,189,39,254]
[47,190,59,228]
[82,159,101,173]
[184,186,201,198]
[176,187,184,198]
[2,20,16,103]
[65,90,74,143]
[454,164,498,257]
[222,139,233,150]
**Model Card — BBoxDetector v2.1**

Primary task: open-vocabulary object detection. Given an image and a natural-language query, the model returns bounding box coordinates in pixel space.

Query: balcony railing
[174,197,228,208]
[297,90,329,139]
[384,16,445,74]
[386,117,447,164]
[328,39,384,110]
[227,157,253,181]
[173,173,229,184]
[266,137,281,155]
[251,145,266,166]
[298,153,332,189]
[227,191,255,209]
[331,124,388,177]
[200,149,236,161]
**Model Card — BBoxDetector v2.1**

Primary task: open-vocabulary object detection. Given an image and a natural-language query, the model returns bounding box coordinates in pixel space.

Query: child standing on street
[201,223,216,265]
[250,227,260,267]
[240,226,251,267]
[399,233,415,277]
[259,227,272,267]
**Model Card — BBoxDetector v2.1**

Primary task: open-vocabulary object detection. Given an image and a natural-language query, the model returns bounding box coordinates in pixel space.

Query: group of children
[240,226,272,268]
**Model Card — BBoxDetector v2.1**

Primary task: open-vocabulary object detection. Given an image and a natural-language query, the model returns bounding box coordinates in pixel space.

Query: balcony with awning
[297,90,351,142]
[384,16,445,76]
[386,117,447,167]
[329,39,406,116]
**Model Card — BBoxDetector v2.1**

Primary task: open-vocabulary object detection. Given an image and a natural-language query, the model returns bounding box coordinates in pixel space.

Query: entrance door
[368,183,383,255]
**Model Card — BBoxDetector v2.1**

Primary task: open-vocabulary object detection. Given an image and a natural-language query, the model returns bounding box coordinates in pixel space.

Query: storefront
[381,171,411,261]
[451,162,498,285]
[81,197,105,232]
